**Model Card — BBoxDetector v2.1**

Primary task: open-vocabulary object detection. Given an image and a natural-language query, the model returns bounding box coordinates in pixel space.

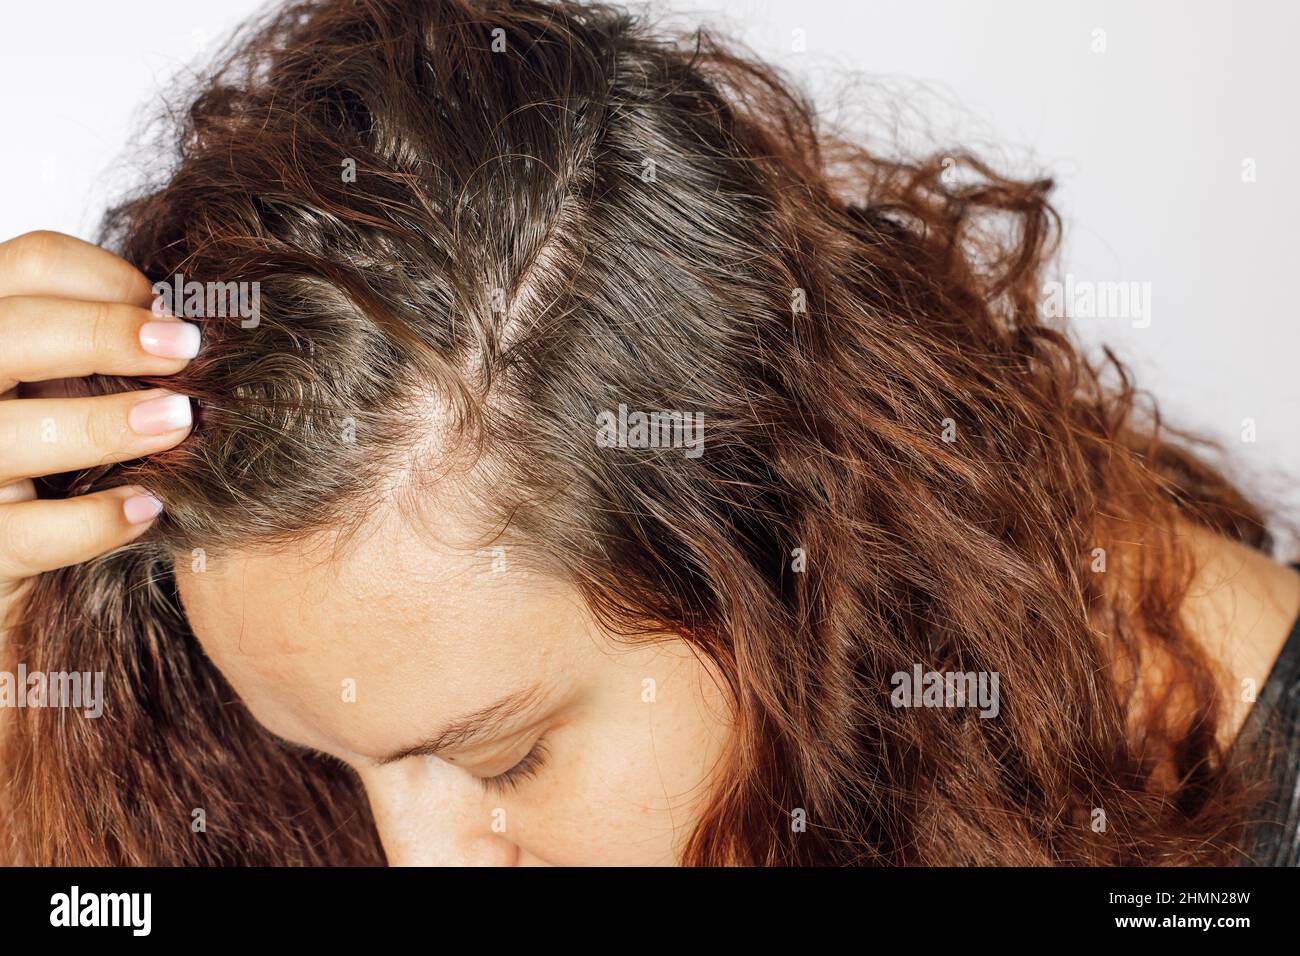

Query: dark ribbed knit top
[1239,564,1300,866]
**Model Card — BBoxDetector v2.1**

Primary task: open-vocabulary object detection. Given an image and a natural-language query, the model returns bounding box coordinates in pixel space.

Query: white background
[2,1,1297,535]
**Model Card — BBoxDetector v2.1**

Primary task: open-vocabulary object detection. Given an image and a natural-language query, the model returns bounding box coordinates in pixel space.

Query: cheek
[518,730,686,865]
[518,660,731,865]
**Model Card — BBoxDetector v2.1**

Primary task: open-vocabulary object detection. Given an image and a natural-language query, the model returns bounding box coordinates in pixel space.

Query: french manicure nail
[123,492,163,524]
[140,320,201,359]
[129,393,192,435]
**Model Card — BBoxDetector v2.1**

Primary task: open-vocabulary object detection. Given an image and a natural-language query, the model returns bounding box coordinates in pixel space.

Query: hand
[0,231,199,624]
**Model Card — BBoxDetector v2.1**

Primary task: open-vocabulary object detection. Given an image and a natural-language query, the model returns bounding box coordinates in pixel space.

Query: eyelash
[479,738,550,795]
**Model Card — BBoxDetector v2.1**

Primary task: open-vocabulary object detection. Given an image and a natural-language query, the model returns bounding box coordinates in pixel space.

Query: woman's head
[5,0,1276,865]
[175,469,732,865]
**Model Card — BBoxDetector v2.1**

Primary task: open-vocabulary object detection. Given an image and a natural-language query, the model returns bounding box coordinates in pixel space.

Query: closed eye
[479,738,550,795]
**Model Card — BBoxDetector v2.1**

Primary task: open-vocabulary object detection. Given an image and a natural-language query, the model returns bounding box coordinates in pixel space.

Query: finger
[0,477,35,505]
[0,231,154,306]
[0,388,193,484]
[0,297,200,392]
[0,485,162,581]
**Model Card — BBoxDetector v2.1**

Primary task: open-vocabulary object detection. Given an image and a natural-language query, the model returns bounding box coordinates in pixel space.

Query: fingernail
[140,320,201,359]
[123,492,163,524]
[129,393,192,435]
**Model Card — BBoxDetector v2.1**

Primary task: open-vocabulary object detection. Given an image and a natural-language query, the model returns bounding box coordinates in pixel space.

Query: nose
[359,757,522,866]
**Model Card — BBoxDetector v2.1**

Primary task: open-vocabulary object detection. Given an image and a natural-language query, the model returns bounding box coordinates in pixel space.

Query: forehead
[174,504,591,762]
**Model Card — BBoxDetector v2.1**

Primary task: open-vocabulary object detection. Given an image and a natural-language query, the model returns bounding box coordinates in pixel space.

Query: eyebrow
[376,681,548,766]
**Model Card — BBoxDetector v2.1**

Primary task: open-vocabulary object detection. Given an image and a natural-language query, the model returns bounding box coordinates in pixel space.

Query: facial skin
[176,498,734,866]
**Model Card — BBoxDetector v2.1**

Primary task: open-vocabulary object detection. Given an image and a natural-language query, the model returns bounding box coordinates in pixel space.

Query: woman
[1,0,1298,866]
